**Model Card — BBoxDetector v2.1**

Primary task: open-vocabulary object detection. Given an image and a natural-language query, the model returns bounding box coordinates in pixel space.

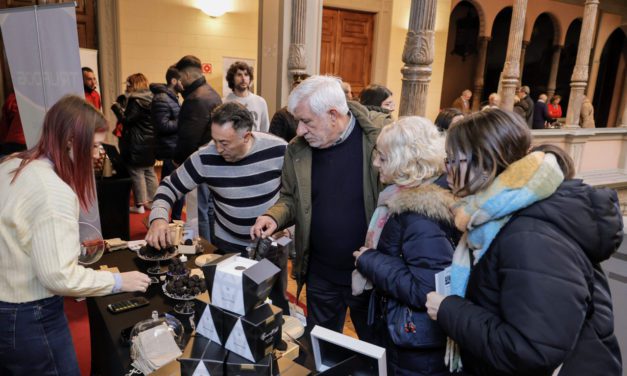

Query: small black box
[210,303,283,362]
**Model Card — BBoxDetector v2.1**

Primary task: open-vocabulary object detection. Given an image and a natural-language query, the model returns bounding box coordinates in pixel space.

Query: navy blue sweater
[309,124,367,285]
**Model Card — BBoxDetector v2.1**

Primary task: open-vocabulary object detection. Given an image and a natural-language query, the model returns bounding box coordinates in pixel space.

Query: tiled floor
[285,259,358,339]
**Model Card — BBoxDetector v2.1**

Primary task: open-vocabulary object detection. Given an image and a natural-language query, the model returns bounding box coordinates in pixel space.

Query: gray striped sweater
[149,132,287,247]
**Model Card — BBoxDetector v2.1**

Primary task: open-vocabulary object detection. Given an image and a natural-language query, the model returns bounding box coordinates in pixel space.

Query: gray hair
[377,116,445,187]
[287,75,349,117]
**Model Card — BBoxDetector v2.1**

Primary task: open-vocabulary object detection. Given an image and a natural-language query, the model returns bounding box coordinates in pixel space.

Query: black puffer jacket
[174,76,221,165]
[357,184,456,376]
[438,180,623,376]
[150,83,180,160]
[119,90,155,167]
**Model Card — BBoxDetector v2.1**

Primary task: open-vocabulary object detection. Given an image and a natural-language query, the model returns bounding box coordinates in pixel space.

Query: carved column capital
[402,30,434,66]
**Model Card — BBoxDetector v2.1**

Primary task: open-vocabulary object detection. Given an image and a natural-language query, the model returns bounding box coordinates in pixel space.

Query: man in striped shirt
[146,102,287,254]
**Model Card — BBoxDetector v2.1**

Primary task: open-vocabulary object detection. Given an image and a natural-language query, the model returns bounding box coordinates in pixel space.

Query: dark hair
[550,95,562,104]
[5,95,108,210]
[446,109,531,196]
[211,102,255,132]
[175,55,202,71]
[434,108,463,132]
[359,84,393,107]
[81,67,94,74]
[226,61,254,90]
[530,144,575,179]
[165,66,180,83]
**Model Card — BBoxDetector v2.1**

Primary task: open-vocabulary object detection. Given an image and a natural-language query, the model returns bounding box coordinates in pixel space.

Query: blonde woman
[353,117,455,375]
[117,73,156,213]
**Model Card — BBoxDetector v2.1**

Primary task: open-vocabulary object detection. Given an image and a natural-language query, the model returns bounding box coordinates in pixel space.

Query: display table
[86,245,315,375]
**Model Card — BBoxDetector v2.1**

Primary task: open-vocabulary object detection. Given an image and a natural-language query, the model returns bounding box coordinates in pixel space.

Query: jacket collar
[182,76,207,98]
[386,184,456,224]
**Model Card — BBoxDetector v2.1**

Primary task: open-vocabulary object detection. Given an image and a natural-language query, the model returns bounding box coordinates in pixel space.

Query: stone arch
[537,12,562,47]
[440,1,482,110]
[482,6,512,100]
[522,13,557,96]
[555,18,582,115]
[592,28,626,127]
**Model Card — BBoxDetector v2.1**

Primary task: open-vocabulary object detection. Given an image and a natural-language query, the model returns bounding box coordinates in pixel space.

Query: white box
[201,254,280,315]
[310,325,387,375]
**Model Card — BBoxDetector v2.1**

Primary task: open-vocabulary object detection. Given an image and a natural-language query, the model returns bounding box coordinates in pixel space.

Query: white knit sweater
[0,158,114,303]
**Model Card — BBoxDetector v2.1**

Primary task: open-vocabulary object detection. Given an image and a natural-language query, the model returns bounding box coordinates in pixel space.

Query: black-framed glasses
[444,157,467,172]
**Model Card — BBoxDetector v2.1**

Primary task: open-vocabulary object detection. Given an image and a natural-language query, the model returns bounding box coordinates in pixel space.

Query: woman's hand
[352,246,370,266]
[119,271,151,292]
[426,291,446,320]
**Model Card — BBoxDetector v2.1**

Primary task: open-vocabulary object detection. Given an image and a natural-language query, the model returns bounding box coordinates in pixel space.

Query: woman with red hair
[0,95,150,375]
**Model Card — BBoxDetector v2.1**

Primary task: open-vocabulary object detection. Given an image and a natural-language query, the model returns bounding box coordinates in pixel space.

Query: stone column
[618,71,627,127]
[472,36,491,111]
[97,0,123,145]
[519,40,529,83]
[565,0,599,128]
[498,0,528,111]
[399,0,437,117]
[287,0,307,83]
[546,45,563,98]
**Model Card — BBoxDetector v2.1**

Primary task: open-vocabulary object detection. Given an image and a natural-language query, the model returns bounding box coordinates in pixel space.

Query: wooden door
[320,7,374,100]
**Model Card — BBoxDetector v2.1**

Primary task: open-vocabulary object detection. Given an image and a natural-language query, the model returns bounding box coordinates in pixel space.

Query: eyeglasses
[444,157,467,172]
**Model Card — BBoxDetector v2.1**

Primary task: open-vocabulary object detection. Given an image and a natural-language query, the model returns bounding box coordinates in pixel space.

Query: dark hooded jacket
[119,89,155,167]
[357,184,456,375]
[438,180,623,376]
[174,76,221,165]
[150,83,180,160]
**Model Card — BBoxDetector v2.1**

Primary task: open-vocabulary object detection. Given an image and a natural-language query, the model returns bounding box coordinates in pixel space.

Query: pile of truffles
[167,258,188,276]
[164,275,206,298]
[138,244,177,259]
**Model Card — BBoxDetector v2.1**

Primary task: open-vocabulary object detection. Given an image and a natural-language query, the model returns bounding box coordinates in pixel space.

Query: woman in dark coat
[115,73,156,214]
[353,117,455,375]
[426,109,623,375]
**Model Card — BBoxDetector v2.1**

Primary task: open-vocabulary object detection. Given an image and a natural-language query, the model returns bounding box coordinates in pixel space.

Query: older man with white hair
[251,76,390,340]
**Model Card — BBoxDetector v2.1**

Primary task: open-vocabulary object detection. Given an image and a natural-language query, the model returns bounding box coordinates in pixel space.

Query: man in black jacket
[150,66,184,220]
[173,55,222,240]
[533,93,552,130]
[518,86,534,128]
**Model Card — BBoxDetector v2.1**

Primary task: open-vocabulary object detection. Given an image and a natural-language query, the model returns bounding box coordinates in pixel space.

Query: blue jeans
[0,296,80,375]
[161,159,185,220]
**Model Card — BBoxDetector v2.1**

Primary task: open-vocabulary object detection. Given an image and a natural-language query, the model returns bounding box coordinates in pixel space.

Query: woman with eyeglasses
[0,96,151,375]
[425,109,622,375]
[353,117,456,375]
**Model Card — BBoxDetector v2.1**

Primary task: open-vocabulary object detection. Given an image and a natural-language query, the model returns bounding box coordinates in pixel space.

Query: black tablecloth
[87,246,316,375]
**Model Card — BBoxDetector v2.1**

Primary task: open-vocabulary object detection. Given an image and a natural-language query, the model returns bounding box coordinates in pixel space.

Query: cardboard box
[179,336,226,376]
[224,352,279,376]
[210,303,282,363]
[201,254,280,315]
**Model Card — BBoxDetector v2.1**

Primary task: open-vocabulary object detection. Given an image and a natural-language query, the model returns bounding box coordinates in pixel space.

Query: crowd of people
[0,55,622,376]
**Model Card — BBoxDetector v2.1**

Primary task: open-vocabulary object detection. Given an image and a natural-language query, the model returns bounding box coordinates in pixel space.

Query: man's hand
[250,216,278,240]
[145,218,170,249]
